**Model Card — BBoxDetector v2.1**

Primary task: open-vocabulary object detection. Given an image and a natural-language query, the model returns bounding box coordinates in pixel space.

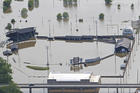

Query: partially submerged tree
[57,13,62,20]
[11,19,16,28]
[28,0,34,11]
[3,0,12,13]
[34,0,39,8]
[63,0,77,7]
[0,57,22,93]
[99,13,104,20]
[21,8,28,18]
[56,12,69,22]
[5,23,12,30]
[105,0,112,5]
[118,4,120,9]
[131,3,134,9]
[63,12,69,19]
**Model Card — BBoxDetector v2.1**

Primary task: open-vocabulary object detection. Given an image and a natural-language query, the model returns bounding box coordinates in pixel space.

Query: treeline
[63,0,77,7]
[0,57,22,93]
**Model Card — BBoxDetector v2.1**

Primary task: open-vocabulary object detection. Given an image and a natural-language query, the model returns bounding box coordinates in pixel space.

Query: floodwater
[0,0,140,93]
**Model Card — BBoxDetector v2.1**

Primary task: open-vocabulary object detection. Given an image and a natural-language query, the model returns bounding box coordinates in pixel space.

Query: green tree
[63,0,77,7]
[73,0,77,2]
[0,57,22,93]
[118,4,120,9]
[99,13,104,20]
[11,19,16,28]
[73,0,77,5]
[105,0,112,5]
[3,0,12,13]
[21,8,28,18]
[57,13,62,20]
[34,0,39,8]
[131,3,134,9]
[3,0,12,7]
[5,23,12,30]
[63,12,69,19]
[0,57,12,84]
[28,0,34,11]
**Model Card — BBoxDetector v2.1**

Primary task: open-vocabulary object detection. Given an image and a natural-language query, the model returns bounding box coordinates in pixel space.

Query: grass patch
[26,66,49,71]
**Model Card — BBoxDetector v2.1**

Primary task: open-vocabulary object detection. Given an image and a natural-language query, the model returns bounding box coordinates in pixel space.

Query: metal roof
[115,38,131,49]
[16,27,35,34]
[85,57,101,63]
[6,27,35,35]
[48,72,100,82]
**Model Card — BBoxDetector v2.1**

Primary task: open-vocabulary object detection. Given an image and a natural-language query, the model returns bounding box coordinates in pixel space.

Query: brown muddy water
[0,0,140,93]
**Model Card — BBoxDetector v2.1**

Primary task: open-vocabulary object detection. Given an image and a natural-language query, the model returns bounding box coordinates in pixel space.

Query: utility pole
[46,46,49,66]
[53,0,54,8]
[48,20,51,37]
[137,69,139,84]
[116,88,118,93]
[93,16,95,35]
[70,22,72,35]
[29,88,32,93]
[138,29,140,45]
[117,25,119,35]
[89,25,91,35]
[53,24,54,36]
[115,55,117,74]
[95,20,98,39]
[18,51,21,67]
[43,79,45,93]
[42,16,44,26]
[95,20,99,56]
[75,15,78,32]
[107,24,109,34]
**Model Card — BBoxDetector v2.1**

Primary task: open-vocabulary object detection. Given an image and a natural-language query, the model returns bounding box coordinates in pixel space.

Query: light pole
[48,20,51,37]
[46,46,49,67]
